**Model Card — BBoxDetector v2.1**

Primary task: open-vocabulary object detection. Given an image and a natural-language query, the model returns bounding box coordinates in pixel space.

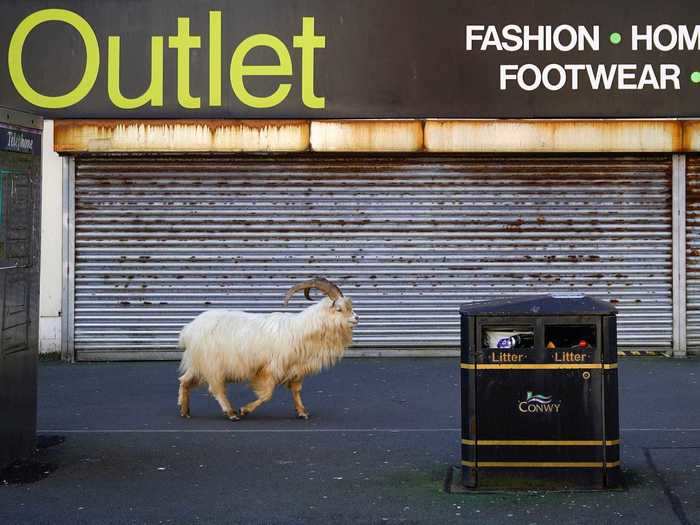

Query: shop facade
[48,120,693,360]
[2,2,699,359]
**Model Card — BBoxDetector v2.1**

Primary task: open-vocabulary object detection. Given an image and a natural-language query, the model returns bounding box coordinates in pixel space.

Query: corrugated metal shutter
[686,156,700,350]
[72,156,672,361]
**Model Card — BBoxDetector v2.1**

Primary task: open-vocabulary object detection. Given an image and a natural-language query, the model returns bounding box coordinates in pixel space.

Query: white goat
[177,278,358,421]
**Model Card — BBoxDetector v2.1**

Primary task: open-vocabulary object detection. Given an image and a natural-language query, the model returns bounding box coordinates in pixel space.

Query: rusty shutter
[686,156,700,350]
[71,155,672,360]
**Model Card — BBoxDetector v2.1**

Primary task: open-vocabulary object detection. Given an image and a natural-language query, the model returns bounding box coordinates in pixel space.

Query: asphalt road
[0,357,698,524]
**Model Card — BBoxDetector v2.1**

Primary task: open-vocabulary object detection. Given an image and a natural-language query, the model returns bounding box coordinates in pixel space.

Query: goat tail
[178,321,194,374]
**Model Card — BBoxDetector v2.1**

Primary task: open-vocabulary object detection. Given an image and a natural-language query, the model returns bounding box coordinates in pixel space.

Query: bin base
[445,466,625,493]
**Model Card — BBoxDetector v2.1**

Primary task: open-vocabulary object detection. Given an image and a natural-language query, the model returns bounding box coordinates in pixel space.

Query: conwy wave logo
[518,391,561,413]
[526,392,552,404]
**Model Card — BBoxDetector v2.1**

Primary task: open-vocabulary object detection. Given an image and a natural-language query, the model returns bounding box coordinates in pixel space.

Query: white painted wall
[39,120,63,354]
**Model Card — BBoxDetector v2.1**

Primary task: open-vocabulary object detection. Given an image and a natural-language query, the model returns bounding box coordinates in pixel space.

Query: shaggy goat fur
[177,294,357,420]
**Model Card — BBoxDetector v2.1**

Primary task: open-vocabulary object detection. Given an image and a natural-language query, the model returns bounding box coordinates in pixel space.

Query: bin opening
[545,325,596,350]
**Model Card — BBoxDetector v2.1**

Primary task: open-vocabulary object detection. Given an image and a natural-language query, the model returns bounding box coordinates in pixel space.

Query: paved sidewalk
[0,357,698,524]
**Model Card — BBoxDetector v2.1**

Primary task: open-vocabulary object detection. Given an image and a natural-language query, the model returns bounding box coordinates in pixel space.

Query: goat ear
[331,299,338,309]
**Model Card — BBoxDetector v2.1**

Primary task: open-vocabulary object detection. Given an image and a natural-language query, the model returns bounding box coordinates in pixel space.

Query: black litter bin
[459,294,621,490]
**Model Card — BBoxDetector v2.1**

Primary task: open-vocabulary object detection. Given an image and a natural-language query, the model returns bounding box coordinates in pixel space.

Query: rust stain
[54,119,311,153]
[425,119,683,153]
[41,119,700,154]
[310,120,424,152]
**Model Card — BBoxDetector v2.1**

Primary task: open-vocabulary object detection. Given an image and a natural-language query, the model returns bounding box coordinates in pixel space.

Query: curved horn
[283,277,343,306]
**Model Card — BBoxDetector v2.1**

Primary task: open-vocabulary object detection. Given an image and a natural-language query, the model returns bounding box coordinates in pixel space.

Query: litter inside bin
[483,330,534,350]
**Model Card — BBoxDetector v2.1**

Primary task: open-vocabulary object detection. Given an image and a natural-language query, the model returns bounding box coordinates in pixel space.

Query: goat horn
[283,277,344,306]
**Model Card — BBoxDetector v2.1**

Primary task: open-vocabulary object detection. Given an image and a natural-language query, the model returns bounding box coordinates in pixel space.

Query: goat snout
[350,313,359,325]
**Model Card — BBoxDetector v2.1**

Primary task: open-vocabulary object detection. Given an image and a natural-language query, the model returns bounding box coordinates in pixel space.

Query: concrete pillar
[39,120,63,355]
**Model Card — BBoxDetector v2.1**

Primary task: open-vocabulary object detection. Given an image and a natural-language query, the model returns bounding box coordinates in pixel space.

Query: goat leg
[178,371,199,418]
[209,380,240,421]
[288,380,310,420]
[239,371,276,418]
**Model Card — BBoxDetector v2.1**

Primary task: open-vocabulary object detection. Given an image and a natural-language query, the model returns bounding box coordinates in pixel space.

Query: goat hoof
[297,413,310,420]
[228,413,240,421]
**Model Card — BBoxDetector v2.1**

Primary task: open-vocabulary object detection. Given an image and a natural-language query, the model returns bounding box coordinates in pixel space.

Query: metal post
[672,154,687,358]
[61,156,75,362]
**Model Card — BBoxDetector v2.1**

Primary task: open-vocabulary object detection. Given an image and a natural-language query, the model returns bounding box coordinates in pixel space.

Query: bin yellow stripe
[460,363,617,370]
[461,439,620,446]
[461,460,621,468]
